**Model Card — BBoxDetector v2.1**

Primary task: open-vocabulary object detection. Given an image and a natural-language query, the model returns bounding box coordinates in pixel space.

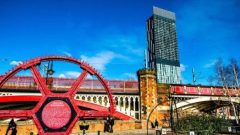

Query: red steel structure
[0,56,126,135]
[171,85,240,96]
[2,76,239,97]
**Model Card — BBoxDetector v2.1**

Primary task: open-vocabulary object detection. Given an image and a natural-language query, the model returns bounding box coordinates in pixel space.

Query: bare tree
[209,58,240,124]
[231,59,240,88]
[209,58,240,87]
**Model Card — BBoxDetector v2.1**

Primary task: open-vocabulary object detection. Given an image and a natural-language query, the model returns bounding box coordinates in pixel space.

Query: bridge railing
[0,76,139,93]
[171,85,240,96]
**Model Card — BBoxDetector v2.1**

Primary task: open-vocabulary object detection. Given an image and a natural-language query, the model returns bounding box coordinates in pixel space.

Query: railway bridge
[138,69,240,127]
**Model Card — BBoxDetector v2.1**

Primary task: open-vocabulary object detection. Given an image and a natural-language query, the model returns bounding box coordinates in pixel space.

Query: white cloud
[100,33,144,56]
[86,74,93,79]
[66,71,81,78]
[204,60,217,68]
[123,73,137,80]
[58,74,66,78]
[180,64,187,72]
[10,61,23,66]
[180,64,188,84]
[58,71,89,79]
[80,51,116,73]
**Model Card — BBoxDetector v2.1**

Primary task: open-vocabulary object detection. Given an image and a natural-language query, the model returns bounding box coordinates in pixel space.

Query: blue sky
[0,0,240,84]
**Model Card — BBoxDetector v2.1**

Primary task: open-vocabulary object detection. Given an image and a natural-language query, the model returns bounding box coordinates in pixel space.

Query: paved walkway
[71,129,155,135]
[72,130,239,135]
[72,129,185,135]
[100,129,155,135]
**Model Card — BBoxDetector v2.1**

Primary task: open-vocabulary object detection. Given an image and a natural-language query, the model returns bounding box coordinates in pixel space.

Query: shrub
[174,114,231,135]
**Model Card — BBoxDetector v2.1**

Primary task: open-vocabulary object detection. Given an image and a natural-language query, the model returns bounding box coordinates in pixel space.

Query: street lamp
[147,102,162,135]
[146,91,174,135]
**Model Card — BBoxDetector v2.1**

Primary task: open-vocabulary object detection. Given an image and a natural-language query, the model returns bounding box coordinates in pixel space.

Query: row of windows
[156,64,180,84]
[147,15,180,72]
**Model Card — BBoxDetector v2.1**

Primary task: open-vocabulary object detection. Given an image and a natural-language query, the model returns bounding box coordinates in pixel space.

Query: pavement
[99,129,156,135]
[72,129,240,135]
[71,129,184,135]
[71,129,155,135]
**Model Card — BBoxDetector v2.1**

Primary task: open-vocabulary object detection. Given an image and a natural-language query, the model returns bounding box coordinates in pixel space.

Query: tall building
[147,6,181,84]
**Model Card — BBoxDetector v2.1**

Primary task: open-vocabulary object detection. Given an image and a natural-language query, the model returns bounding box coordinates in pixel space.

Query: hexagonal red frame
[0,56,116,135]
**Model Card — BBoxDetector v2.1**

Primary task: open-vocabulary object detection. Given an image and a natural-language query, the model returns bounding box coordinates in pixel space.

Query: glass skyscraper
[147,6,181,84]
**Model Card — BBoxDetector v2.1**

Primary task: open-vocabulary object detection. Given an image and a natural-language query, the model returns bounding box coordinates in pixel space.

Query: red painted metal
[0,95,133,120]
[67,70,88,96]
[0,95,41,102]
[112,111,133,120]
[0,56,116,135]
[30,66,50,96]
[171,86,184,94]
[186,86,198,94]
[213,87,225,96]
[200,87,212,95]
[170,85,240,96]
[0,110,32,119]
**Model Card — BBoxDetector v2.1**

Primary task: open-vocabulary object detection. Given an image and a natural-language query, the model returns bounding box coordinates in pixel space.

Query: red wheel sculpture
[0,56,116,135]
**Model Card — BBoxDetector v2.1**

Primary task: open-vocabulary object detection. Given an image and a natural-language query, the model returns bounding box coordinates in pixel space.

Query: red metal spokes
[67,70,88,96]
[0,56,116,135]
[30,66,50,96]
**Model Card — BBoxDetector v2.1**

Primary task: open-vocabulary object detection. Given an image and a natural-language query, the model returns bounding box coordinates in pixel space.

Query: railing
[4,76,240,96]
[171,85,240,96]
[0,76,139,93]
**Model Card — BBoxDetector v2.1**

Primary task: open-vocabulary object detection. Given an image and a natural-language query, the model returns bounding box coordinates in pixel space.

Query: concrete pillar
[120,97,123,112]
[116,97,120,111]
[128,97,131,115]
[123,97,126,114]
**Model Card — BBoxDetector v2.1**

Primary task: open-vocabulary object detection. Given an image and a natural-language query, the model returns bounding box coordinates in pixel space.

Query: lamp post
[147,102,161,135]
[146,90,175,135]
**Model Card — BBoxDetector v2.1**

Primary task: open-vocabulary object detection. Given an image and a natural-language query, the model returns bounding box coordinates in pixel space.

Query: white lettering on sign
[42,100,72,129]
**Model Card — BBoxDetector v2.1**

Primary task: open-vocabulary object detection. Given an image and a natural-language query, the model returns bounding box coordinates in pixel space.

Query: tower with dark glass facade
[147,6,180,84]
